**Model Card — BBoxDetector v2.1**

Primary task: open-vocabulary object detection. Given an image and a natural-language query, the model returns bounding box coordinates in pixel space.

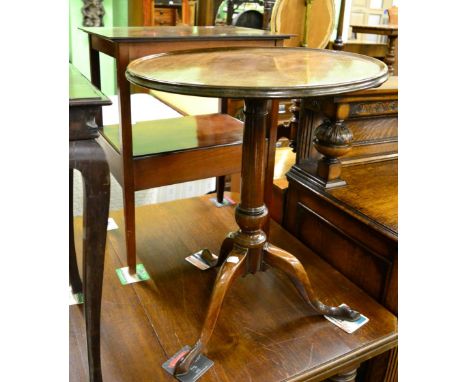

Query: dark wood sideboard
[273,77,398,382]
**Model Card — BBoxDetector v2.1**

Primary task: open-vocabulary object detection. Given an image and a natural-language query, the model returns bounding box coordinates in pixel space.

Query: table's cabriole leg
[174,247,248,376]
[70,140,110,382]
[263,243,360,321]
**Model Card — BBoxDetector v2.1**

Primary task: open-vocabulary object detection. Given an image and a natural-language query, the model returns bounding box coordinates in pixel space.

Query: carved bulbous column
[286,98,354,189]
[313,118,353,186]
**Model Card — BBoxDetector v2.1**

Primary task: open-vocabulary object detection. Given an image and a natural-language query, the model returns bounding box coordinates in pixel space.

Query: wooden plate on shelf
[271,0,335,48]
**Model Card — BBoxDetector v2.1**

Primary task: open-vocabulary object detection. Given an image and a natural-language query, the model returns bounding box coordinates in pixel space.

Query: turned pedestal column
[124,46,388,377]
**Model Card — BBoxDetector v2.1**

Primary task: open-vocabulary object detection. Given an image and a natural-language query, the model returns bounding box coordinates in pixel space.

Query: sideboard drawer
[154,7,176,26]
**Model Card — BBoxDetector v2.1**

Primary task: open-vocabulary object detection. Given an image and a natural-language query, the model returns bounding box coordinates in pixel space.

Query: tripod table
[80,26,290,274]
[125,47,388,376]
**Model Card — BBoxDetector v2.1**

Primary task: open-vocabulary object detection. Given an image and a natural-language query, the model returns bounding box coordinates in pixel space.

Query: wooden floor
[70,194,397,381]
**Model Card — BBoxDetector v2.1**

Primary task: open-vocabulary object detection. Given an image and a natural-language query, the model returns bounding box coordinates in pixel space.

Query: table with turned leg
[79,26,291,275]
[125,47,388,377]
[350,24,398,76]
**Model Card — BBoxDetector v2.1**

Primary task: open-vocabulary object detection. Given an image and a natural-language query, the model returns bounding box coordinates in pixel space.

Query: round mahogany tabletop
[126,47,388,99]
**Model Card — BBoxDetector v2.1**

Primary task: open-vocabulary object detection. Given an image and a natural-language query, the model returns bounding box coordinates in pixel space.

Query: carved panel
[296,99,326,163]
[349,101,398,117]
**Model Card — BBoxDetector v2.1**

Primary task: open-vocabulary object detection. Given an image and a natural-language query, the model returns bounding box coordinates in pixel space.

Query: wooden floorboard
[70,194,397,381]
[70,216,172,382]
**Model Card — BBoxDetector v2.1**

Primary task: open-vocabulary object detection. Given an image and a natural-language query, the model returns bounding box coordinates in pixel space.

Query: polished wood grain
[69,216,172,382]
[98,114,244,191]
[69,64,111,382]
[264,99,281,230]
[263,242,358,319]
[82,26,290,274]
[286,76,397,188]
[69,65,110,107]
[116,43,138,273]
[345,118,397,142]
[328,161,398,233]
[69,64,111,141]
[292,163,397,240]
[271,93,399,380]
[70,194,397,381]
[69,143,109,382]
[268,70,398,382]
[286,160,398,299]
[285,159,398,382]
[80,25,292,41]
[102,114,243,157]
[126,47,388,99]
[175,99,359,376]
[125,47,390,375]
[271,76,398,214]
[132,144,242,191]
[337,75,397,98]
